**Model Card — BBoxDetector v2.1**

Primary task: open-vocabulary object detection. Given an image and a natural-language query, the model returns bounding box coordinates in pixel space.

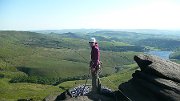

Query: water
[145,51,173,59]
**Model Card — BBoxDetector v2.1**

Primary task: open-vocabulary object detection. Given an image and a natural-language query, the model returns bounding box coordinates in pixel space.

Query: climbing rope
[81,68,91,95]
[100,64,132,101]
[103,76,132,101]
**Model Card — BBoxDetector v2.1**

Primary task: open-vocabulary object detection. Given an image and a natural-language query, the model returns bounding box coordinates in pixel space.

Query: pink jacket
[91,44,100,68]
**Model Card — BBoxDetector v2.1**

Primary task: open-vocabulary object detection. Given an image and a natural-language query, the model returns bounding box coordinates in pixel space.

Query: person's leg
[91,71,98,93]
[91,65,101,93]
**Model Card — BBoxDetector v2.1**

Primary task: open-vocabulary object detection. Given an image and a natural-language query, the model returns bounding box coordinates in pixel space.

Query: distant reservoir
[145,51,173,59]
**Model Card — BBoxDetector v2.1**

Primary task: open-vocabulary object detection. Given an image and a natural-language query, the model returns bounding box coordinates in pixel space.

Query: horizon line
[1,28,180,31]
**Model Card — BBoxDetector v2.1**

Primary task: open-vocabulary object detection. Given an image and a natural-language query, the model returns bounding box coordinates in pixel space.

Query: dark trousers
[91,65,101,93]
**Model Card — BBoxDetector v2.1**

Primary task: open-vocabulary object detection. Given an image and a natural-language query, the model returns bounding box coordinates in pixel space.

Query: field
[0,78,61,101]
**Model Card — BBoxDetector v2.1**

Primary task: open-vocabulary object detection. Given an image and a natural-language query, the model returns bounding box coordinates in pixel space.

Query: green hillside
[89,30,180,51]
[1,30,179,100]
[0,78,62,101]
[169,51,180,63]
[135,38,180,51]
[0,31,142,100]
[0,31,141,84]
[170,51,180,59]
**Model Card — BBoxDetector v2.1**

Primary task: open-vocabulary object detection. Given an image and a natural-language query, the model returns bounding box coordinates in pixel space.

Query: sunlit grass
[0,78,62,101]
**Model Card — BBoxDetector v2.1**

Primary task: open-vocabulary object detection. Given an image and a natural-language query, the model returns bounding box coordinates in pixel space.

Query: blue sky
[0,0,180,30]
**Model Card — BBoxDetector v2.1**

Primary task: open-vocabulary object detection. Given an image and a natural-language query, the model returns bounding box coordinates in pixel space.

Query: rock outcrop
[119,54,180,101]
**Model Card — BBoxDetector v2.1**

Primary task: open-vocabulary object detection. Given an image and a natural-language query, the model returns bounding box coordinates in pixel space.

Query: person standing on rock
[89,37,101,93]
